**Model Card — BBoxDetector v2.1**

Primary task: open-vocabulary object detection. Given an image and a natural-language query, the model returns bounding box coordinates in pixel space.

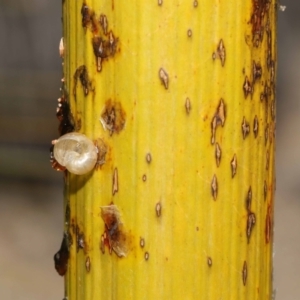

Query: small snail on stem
[52,132,98,175]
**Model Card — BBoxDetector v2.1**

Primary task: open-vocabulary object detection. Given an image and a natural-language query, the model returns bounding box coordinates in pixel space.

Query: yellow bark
[56,1,277,299]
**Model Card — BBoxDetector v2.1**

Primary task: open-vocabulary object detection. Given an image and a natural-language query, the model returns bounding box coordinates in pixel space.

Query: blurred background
[0,1,299,299]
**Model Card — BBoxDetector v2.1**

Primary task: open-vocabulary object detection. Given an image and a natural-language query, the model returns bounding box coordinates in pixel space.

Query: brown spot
[100,99,126,135]
[54,232,70,276]
[76,226,85,252]
[216,39,226,66]
[146,153,152,164]
[185,98,191,114]
[241,117,250,139]
[253,115,259,138]
[101,204,127,257]
[211,99,226,144]
[253,61,262,83]
[112,168,118,195]
[158,0,163,5]
[155,202,162,217]
[99,14,108,34]
[246,212,256,243]
[95,138,107,168]
[211,174,218,200]
[243,76,253,99]
[187,29,192,37]
[215,143,222,167]
[140,237,145,248]
[265,124,269,145]
[242,261,247,286]
[246,186,252,211]
[142,174,147,182]
[73,65,92,96]
[266,150,269,171]
[265,205,272,243]
[81,4,96,31]
[207,257,212,267]
[144,252,150,261]
[231,154,237,178]
[194,0,198,7]
[85,256,91,272]
[159,68,169,89]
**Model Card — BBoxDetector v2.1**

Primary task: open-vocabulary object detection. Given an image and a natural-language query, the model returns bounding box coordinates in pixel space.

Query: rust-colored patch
[100,99,126,135]
[54,232,70,276]
[265,205,272,243]
[73,65,93,97]
[81,3,97,33]
[101,204,127,257]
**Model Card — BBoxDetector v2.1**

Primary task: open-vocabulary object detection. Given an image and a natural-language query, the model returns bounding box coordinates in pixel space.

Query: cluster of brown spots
[159,68,169,89]
[212,39,226,66]
[112,168,119,195]
[211,99,226,144]
[231,154,237,178]
[245,186,256,243]
[215,143,222,167]
[81,5,119,72]
[155,202,162,217]
[242,261,247,285]
[54,232,70,276]
[243,76,253,99]
[241,117,250,139]
[185,98,192,114]
[253,115,259,138]
[73,65,93,97]
[100,99,126,135]
[85,256,91,272]
[92,31,118,72]
[250,0,271,47]
[211,174,218,200]
[100,204,127,257]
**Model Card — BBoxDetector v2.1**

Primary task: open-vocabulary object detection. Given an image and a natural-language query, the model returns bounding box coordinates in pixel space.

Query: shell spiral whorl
[53,132,97,175]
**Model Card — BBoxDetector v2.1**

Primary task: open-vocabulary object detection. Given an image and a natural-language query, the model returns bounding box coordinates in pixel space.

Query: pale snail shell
[53,132,97,175]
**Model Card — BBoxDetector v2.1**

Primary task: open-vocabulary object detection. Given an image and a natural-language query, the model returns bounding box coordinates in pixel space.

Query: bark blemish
[159,68,169,89]
[101,204,127,257]
[211,174,218,200]
[100,99,126,135]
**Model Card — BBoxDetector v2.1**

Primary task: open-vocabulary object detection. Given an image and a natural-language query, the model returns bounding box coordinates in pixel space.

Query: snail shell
[53,132,97,175]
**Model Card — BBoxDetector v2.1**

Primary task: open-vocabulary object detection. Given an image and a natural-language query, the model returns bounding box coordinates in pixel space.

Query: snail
[53,132,98,175]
